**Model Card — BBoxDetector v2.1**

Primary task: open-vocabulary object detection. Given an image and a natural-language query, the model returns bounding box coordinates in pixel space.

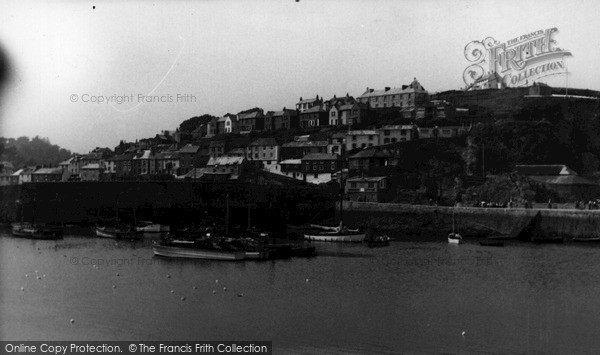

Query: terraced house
[357,78,430,109]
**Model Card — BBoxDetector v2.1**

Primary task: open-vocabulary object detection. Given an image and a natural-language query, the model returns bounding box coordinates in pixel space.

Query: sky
[0,0,599,154]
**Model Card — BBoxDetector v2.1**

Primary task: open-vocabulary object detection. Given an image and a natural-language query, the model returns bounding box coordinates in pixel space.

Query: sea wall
[341,201,600,239]
[0,182,335,228]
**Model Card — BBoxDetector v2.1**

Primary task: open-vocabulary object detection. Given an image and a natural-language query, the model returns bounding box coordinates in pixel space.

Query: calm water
[3,230,600,354]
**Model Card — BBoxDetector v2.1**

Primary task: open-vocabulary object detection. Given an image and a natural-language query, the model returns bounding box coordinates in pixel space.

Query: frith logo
[463,28,572,89]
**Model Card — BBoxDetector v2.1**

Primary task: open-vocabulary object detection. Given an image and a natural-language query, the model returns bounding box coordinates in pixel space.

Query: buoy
[116,273,119,276]
[166,274,171,278]
[112,285,116,289]
[35,270,38,274]
[20,287,24,292]
[170,290,174,294]
[36,276,41,280]
[223,287,227,291]
[462,331,466,337]
[212,290,216,294]
[43,274,46,278]
[25,274,28,278]
[237,293,244,297]
[180,297,186,301]
[70,319,75,324]
[193,286,197,290]
[215,280,218,283]
[305,278,310,282]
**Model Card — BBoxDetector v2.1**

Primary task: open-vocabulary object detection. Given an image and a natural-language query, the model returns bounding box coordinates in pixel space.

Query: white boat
[304,223,366,242]
[448,233,463,244]
[153,243,246,260]
[136,221,170,233]
[95,225,141,239]
[448,205,463,244]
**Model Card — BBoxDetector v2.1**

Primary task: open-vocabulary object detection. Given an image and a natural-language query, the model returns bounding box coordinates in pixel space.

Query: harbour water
[2,231,600,354]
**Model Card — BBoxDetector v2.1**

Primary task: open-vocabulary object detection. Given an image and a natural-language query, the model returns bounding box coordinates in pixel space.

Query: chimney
[369,89,374,93]
[385,87,390,91]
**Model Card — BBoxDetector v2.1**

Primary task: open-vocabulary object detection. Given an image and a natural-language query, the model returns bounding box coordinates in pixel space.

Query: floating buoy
[462,331,466,337]
[212,290,216,294]
[35,270,38,274]
[305,278,310,282]
[166,274,171,278]
[36,276,41,280]
[25,274,28,278]
[215,280,218,283]
[170,290,174,294]
[237,293,244,297]
[193,286,197,290]
[20,287,24,292]
[70,319,75,324]
[43,274,46,278]
[112,285,116,289]
[180,297,186,301]
[116,273,119,276]
[223,287,227,291]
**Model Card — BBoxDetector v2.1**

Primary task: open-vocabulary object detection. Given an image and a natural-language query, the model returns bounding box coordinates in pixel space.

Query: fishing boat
[11,198,63,239]
[153,243,246,260]
[136,221,170,233]
[304,222,366,242]
[153,233,248,260]
[304,186,365,242]
[448,205,462,244]
[95,225,142,239]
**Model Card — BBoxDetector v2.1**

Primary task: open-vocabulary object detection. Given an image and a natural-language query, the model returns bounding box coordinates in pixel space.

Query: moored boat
[572,236,600,243]
[11,223,62,239]
[153,243,246,260]
[365,235,391,247]
[95,225,142,239]
[136,221,170,233]
[304,228,366,242]
[448,233,463,244]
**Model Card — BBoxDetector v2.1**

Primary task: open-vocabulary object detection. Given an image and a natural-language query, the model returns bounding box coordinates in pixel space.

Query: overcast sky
[0,0,599,153]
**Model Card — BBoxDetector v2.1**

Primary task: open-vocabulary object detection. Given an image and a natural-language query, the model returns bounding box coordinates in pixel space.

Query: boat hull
[136,224,170,233]
[304,233,366,242]
[11,224,61,239]
[95,226,141,239]
[153,244,246,260]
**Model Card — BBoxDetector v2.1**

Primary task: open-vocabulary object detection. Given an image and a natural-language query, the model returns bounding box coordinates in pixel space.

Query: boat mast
[225,193,230,237]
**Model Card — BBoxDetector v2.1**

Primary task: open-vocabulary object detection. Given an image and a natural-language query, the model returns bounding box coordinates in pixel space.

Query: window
[368,182,374,188]
[369,135,373,140]
[384,130,390,136]
[314,174,318,179]
[352,135,357,141]
[352,143,357,149]
[361,143,366,148]
[350,182,357,188]
[319,165,323,171]
[331,162,336,170]
[331,111,336,117]
[384,138,390,144]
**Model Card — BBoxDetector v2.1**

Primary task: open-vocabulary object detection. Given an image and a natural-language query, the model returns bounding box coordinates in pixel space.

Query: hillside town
[2,78,600,205]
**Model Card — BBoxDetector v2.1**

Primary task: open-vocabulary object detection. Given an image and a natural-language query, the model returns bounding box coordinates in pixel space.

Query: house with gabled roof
[296,95,323,113]
[246,138,279,169]
[357,78,430,109]
[238,109,264,133]
[299,105,328,128]
[301,153,342,184]
[271,108,299,130]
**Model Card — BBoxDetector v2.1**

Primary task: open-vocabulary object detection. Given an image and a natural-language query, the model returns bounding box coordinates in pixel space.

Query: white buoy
[237,293,244,297]
[170,290,174,294]
[180,297,186,301]
[166,274,171,278]
[25,274,28,278]
[462,331,466,337]
[215,280,218,283]
[193,286,197,290]
[116,273,119,276]
[306,278,310,282]
[35,270,38,274]
[21,287,24,292]
[212,290,216,294]
[70,319,75,324]
[36,276,41,280]
[112,285,116,289]
[223,287,227,291]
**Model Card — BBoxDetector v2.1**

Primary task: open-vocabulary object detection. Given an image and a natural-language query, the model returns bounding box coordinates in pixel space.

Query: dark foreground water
[3,231,600,354]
